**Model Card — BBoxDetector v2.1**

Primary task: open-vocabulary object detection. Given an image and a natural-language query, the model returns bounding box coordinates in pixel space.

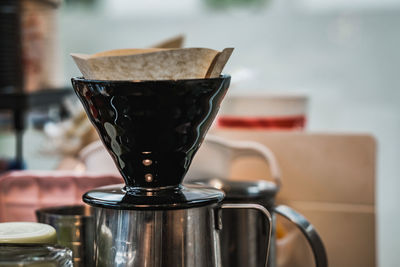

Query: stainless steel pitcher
[86,184,272,267]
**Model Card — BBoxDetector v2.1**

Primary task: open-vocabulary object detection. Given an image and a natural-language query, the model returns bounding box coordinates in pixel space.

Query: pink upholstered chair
[0,171,123,222]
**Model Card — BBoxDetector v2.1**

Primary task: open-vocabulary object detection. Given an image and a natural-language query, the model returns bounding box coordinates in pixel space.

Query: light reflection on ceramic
[71,75,231,189]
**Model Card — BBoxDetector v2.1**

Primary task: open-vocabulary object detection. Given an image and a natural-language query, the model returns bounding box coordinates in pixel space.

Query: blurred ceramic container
[218,94,308,130]
[78,141,120,175]
[186,134,281,184]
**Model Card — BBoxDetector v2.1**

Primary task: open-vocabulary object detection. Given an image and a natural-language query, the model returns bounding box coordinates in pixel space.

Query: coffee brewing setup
[70,47,276,267]
[70,46,329,267]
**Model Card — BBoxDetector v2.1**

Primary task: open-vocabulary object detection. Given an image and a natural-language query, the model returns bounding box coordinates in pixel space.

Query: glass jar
[0,244,73,267]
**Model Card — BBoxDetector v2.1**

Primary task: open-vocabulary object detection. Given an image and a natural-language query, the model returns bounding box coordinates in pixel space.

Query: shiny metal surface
[274,205,328,267]
[219,203,273,267]
[83,184,224,210]
[203,179,327,267]
[93,204,221,267]
[36,205,94,267]
[218,204,327,267]
[0,244,73,267]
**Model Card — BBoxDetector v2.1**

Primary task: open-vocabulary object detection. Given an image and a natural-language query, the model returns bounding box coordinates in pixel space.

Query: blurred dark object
[0,89,72,111]
[0,89,72,170]
[0,158,27,173]
[0,0,70,170]
[0,0,63,94]
[0,0,23,94]
[0,112,13,130]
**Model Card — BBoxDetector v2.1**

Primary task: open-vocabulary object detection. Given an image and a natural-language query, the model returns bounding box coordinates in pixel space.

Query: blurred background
[0,0,399,266]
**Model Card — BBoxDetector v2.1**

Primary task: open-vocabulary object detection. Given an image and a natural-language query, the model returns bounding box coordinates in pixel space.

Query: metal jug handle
[220,203,272,267]
[274,205,328,267]
[206,135,282,188]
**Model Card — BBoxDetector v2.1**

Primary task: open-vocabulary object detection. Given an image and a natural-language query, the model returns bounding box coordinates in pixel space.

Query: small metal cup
[36,205,93,267]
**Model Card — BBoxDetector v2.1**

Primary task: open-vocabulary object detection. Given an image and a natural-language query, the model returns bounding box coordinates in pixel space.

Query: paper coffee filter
[152,35,185,49]
[91,48,165,58]
[71,47,233,80]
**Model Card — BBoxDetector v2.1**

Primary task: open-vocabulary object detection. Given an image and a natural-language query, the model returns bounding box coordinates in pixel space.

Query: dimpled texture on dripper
[72,77,230,189]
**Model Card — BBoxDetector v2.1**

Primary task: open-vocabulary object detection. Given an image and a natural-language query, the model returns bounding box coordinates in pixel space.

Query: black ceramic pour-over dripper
[71,75,230,190]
